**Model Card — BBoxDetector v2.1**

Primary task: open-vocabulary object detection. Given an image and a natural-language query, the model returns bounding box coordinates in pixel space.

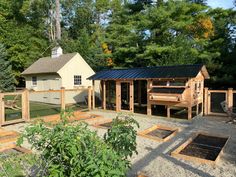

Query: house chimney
[51,46,63,58]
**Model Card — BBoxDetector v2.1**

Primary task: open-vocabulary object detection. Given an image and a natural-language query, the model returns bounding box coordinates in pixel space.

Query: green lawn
[4,95,88,121]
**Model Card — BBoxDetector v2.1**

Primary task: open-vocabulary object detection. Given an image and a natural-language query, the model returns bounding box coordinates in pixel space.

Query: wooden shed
[88,64,209,120]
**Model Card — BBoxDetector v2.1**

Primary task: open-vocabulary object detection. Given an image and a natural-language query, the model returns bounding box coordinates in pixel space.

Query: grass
[4,95,88,121]
[0,153,37,177]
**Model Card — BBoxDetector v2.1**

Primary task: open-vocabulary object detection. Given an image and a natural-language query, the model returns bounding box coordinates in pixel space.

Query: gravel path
[2,110,236,177]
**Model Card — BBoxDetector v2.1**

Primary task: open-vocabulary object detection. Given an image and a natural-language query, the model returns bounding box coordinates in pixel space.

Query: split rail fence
[0,87,94,127]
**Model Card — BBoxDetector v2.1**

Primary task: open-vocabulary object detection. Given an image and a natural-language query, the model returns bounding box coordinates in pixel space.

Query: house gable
[57,53,95,89]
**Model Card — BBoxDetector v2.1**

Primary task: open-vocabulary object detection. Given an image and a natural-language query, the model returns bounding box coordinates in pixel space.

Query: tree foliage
[0,43,15,91]
[0,0,236,88]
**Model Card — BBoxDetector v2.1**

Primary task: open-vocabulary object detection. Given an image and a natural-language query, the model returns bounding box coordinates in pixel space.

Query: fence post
[0,93,4,127]
[92,80,95,109]
[204,87,208,116]
[61,87,65,110]
[22,89,30,122]
[228,88,233,109]
[88,86,92,111]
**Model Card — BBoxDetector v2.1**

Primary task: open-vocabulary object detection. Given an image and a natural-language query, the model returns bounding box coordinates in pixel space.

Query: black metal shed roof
[88,64,209,80]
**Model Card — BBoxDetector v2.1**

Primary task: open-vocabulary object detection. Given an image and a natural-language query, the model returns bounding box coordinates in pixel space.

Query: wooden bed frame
[0,130,20,144]
[0,144,31,154]
[171,132,230,165]
[138,125,179,142]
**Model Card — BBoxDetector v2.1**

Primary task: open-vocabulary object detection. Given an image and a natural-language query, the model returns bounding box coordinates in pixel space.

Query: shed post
[0,93,4,127]
[116,81,121,112]
[204,87,208,115]
[138,80,142,107]
[196,103,199,116]
[92,80,95,109]
[130,81,134,112]
[188,106,192,120]
[102,81,106,110]
[22,89,30,121]
[88,86,92,110]
[147,80,152,116]
[167,106,170,118]
[228,88,233,109]
[60,87,66,110]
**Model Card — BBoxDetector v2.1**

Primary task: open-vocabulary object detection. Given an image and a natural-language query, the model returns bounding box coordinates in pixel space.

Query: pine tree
[0,43,15,92]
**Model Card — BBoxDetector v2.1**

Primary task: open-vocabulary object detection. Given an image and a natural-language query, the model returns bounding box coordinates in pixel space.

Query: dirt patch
[179,134,228,161]
[98,122,113,128]
[147,128,174,139]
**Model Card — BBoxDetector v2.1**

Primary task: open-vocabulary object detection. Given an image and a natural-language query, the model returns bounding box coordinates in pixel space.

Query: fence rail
[0,87,94,127]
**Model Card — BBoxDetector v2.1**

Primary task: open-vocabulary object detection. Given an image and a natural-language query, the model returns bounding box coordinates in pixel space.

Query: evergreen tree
[0,43,15,92]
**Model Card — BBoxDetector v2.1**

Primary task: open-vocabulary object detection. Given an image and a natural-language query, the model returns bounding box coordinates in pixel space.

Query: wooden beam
[130,81,134,112]
[196,103,199,116]
[167,106,170,118]
[22,89,30,121]
[88,86,92,111]
[147,80,152,116]
[116,81,121,112]
[92,80,95,109]
[102,81,106,110]
[60,87,66,110]
[228,88,233,109]
[188,106,192,120]
[204,87,208,115]
[138,80,142,107]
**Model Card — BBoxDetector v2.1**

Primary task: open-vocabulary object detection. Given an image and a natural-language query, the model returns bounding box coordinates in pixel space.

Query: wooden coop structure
[88,64,209,120]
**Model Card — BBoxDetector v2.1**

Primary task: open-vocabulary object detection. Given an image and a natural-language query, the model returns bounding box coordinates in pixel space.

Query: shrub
[18,111,130,177]
[104,113,139,161]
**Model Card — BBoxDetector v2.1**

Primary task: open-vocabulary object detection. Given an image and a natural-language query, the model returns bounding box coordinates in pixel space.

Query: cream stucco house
[22,47,95,104]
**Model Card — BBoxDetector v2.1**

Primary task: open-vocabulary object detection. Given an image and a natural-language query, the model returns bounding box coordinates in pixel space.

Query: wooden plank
[204,87,208,115]
[0,144,31,154]
[227,88,233,109]
[147,80,152,116]
[102,81,106,110]
[60,87,66,110]
[88,86,92,111]
[130,81,134,112]
[138,80,142,107]
[151,86,187,88]
[208,90,228,93]
[167,106,170,118]
[30,90,61,93]
[92,80,95,109]
[116,81,121,112]
[188,106,192,120]
[22,89,30,121]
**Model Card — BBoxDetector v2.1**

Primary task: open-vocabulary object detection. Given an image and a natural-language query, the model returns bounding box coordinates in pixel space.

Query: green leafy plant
[104,113,139,162]
[18,111,131,177]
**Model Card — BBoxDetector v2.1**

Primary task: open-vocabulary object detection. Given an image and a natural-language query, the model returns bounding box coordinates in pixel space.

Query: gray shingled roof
[88,64,210,80]
[22,53,77,75]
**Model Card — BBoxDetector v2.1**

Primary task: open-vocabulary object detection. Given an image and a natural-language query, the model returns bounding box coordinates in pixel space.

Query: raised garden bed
[138,125,179,142]
[93,121,113,129]
[0,144,31,159]
[171,132,229,165]
[0,131,19,144]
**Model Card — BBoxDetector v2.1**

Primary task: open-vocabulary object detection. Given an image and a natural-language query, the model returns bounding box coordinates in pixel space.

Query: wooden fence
[0,87,94,127]
[204,88,235,116]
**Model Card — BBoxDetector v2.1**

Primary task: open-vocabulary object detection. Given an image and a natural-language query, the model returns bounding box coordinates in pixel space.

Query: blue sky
[207,0,235,9]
